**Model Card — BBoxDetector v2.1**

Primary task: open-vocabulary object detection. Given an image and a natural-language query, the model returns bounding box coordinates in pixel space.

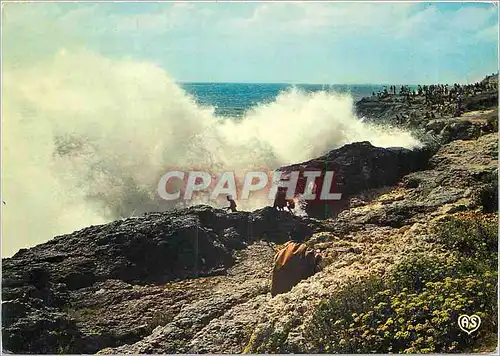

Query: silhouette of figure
[295,167,307,196]
[226,196,237,212]
[286,199,295,214]
[273,187,287,212]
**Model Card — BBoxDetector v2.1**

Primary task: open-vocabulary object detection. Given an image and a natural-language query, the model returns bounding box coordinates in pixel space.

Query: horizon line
[177,75,498,87]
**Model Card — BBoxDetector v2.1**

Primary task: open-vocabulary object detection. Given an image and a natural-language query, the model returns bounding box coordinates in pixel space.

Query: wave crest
[2,50,421,255]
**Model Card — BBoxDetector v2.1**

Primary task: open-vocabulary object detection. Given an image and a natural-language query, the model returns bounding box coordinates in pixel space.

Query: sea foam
[2,50,421,255]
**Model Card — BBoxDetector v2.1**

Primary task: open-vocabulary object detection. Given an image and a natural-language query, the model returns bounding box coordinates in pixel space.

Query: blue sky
[2,1,499,84]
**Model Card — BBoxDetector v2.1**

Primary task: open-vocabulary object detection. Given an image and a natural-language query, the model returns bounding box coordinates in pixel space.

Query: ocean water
[181,83,384,117]
[3,52,423,256]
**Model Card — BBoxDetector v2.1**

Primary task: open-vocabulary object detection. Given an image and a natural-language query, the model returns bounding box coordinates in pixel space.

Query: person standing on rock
[273,187,287,212]
[456,88,463,117]
[286,198,296,215]
[226,195,237,212]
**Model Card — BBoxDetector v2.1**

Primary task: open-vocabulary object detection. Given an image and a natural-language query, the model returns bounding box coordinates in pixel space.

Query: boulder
[270,242,321,296]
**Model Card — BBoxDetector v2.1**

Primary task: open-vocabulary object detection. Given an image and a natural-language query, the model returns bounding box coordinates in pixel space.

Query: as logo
[458,314,481,335]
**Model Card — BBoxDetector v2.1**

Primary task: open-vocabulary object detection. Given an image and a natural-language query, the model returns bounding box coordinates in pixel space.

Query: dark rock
[249,207,316,242]
[2,309,82,354]
[1,205,320,353]
[2,300,29,326]
[278,141,433,219]
[462,92,499,111]
[476,170,498,213]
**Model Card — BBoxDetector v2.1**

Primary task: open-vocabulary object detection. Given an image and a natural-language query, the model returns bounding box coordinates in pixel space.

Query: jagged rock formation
[278,141,434,218]
[2,92,498,354]
[2,207,324,353]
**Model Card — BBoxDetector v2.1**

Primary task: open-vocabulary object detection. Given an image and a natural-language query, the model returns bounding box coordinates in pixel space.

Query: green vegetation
[308,274,496,353]
[305,214,498,353]
[387,253,475,292]
[431,214,497,266]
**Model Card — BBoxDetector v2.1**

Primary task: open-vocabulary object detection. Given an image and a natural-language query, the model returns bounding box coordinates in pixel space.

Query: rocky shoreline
[2,86,498,354]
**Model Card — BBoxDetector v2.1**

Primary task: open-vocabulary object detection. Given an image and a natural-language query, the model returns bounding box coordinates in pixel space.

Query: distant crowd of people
[371,74,498,120]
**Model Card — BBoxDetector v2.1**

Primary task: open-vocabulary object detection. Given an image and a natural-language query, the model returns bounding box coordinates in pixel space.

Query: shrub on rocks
[431,214,497,266]
[308,273,496,353]
[386,253,487,292]
[306,214,498,353]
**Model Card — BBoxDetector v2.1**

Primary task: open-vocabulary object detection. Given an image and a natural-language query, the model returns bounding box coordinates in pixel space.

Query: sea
[181,83,386,117]
[4,55,424,257]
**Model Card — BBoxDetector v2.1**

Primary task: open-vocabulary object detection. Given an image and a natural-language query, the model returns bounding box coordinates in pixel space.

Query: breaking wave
[2,50,421,255]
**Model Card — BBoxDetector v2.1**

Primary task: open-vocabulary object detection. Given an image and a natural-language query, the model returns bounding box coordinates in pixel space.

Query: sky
[2,1,499,84]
